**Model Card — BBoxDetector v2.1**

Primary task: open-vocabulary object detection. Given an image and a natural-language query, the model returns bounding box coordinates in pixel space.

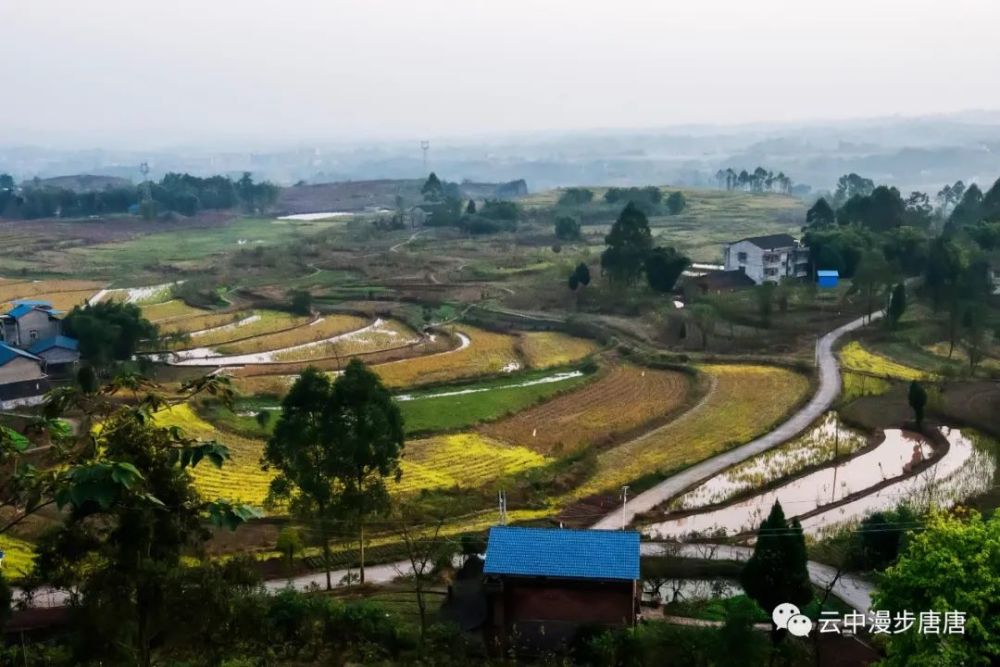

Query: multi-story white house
[722,234,810,285]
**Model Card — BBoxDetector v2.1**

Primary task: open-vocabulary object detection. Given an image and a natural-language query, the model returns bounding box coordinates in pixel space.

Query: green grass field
[202,367,594,438]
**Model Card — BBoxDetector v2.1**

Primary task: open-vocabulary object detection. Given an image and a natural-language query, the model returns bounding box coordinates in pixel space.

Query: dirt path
[591,309,883,529]
[389,229,431,253]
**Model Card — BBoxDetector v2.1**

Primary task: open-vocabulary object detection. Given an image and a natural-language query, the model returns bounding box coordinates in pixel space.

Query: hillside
[22,174,133,192]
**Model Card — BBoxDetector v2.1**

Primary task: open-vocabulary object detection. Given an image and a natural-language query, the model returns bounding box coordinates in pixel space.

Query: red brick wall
[506,578,635,626]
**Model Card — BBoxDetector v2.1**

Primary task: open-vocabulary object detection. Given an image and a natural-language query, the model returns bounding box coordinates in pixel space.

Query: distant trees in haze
[557,187,594,206]
[0,170,278,220]
[715,167,793,194]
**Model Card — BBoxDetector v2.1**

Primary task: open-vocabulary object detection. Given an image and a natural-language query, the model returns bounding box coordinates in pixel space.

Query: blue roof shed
[817,270,840,288]
[483,526,640,581]
[27,335,79,355]
[0,342,42,367]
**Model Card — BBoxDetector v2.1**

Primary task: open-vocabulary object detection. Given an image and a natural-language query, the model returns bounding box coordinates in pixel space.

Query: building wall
[0,357,45,384]
[507,580,635,626]
[15,311,60,346]
[39,348,79,366]
[724,241,809,285]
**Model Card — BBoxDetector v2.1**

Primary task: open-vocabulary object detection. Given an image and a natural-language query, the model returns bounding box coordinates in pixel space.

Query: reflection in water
[647,578,744,604]
[647,428,995,539]
[671,412,867,511]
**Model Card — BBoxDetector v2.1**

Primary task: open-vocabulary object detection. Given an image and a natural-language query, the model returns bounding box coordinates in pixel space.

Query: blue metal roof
[27,335,79,355]
[0,342,42,366]
[11,299,53,307]
[5,303,60,320]
[817,270,840,277]
[483,526,640,581]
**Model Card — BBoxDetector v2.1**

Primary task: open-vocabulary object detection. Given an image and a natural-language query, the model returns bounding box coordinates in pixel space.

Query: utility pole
[498,489,507,525]
[621,485,630,530]
[420,140,430,174]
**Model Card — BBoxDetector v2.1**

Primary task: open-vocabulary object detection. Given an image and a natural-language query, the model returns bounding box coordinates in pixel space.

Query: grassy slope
[522,187,806,263]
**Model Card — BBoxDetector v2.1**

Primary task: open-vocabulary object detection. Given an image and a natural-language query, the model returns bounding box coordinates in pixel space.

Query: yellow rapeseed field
[839,341,928,380]
[517,331,599,369]
[375,326,522,388]
[396,433,550,493]
[0,534,36,578]
[215,314,368,355]
[566,364,811,500]
[160,310,254,337]
[152,404,273,506]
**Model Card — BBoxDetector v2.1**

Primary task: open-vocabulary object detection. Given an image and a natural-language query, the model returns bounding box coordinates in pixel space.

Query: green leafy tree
[853,250,892,323]
[601,202,653,286]
[644,246,690,293]
[555,215,582,241]
[850,505,918,571]
[63,301,158,369]
[557,187,594,206]
[908,381,927,427]
[755,283,776,327]
[665,191,687,215]
[288,289,313,316]
[740,501,812,639]
[872,511,1000,666]
[276,526,303,576]
[33,375,257,667]
[421,172,444,202]
[887,282,907,327]
[465,199,476,215]
[574,262,591,287]
[264,361,404,587]
[834,172,874,204]
[806,197,836,227]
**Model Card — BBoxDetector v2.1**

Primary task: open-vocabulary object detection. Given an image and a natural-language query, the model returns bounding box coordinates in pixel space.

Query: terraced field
[152,404,273,506]
[395,433,550,493]
[0,278,104,306]
[180,310,309,347]
[375,325,523,388]
[272,318,419,362]
[214,314,368,356]
[566,364,811,500]
[2,289,95,312]
[517,331,599,368]
[481,365,691,455]
[160,310,256,336]
[839,341,929,380]
[142,299,212,323]
[0,534,36,578]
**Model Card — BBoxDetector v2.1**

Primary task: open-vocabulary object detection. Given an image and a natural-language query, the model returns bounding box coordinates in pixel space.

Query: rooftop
[737,233,799,250]
[0,342,42,367]
[4,303,61,320]
[27,335,79,355]
[483,526,640,581]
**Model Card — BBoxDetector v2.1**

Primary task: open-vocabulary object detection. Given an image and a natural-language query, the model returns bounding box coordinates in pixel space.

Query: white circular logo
[787,614,813,637]
[772,602,801,629]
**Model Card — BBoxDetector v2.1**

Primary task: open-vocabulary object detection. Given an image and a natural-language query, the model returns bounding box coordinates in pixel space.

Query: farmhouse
[0,343,49,409]
[722,233,810,285]
[27,335,81,376]
[0,300,65,347]
[483,526,640,652]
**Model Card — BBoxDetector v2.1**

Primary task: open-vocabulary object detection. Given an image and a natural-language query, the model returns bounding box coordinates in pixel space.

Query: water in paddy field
[646,579,744,605]
[647,428,997,540]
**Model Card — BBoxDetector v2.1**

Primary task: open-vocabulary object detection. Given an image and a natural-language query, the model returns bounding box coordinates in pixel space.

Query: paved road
[591,310,883,529]
[641,543,875,614]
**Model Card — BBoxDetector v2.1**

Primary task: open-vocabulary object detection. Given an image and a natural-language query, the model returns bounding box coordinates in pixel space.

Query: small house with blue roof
[0,300,64,348]
[483,526,640,651]
[27,335,81,375]
[817,269,840,288]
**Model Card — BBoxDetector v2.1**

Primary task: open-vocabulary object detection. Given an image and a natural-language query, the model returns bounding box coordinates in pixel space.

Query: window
[29,329,39,341]
[764,268,778,276]
[737,252,747,262]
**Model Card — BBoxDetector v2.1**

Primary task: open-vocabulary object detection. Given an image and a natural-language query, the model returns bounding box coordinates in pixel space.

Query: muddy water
[648,429,935,539]
[800,428,996,536]
[672,412,868,511]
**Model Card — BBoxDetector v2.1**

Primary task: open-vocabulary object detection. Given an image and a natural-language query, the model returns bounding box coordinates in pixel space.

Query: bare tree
[394,509,449,643]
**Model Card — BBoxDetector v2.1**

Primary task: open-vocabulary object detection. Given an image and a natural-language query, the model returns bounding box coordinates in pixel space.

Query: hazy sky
[3,0,999,148]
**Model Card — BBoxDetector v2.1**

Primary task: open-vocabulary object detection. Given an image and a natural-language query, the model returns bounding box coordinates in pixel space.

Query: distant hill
[22,174,133,193]
[275,178,528,215]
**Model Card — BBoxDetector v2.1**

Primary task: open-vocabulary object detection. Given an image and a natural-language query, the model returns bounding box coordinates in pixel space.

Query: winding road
[591,309,883,530]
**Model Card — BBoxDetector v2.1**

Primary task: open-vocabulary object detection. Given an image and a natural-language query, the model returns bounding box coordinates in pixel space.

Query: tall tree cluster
[600,202,689,292]
[715,167,793,193]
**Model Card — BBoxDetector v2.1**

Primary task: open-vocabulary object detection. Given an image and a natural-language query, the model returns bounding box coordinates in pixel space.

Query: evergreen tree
[600,202,653,285]
[908,381,927,427]
[740,501,812,637]
[887,283,907,327]
[806,197,835,227]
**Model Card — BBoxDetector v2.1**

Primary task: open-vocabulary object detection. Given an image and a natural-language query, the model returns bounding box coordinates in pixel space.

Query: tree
[264,361,404,587]
[288,289,313,316]
[665,191,687,215]
[574,262,591,287]
[465,199,476,215]
[887,283,907,328]
[960,301,992,373]
[394,505,449,643]
[740,501,812,640]
[421,172,444,202]
[568,273,580,291]
[853,250,892,324]
[805,197,835,227]
[276,526,303,577]
[601,202,653,286]
[63,301,158,369]
[644,246,690,293]
[557,187,594,206]
[755,283,776,327]
[850,505,918,571]
[872,511,1000,666]
[834,173,874,204]
[32,375,257,667]
[908,381,927,427]
[555,215,582,241]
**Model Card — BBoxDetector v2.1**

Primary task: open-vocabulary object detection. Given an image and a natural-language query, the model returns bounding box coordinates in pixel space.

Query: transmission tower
[420,140,430,174]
